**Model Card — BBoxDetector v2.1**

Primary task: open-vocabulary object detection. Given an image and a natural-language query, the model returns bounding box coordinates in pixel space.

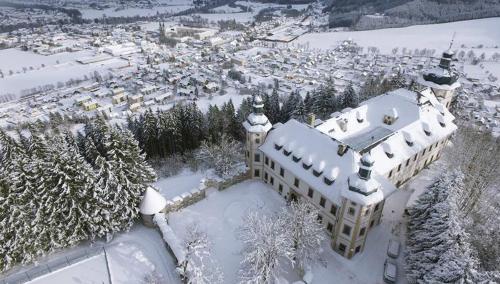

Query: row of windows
[388,139,444,179]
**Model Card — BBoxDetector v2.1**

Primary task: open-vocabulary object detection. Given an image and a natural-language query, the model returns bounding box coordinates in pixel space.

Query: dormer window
[313,169,323,177]
[274,143,283,150]
[292,155,301,162]
[383,143,394,158]
[356,111,364,123]
[324,177,334,185]
[303,163,312,170]
[283,149,292,156]
[403,132,414,147]
[423,122,432,136]
[438,115,446,127]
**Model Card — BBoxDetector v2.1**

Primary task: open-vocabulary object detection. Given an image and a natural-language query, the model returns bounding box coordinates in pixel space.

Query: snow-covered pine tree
[280,91,301,123]
[238,211,294,284]
[36,134,97,250]
[104,128,156,230]
[142,109,160,159]
[221,99,240,141]
[312,78,337,119]
[206,104,223,142]
[181,223,224,284]
[342,83,359,108]
[267,89,281,124]
[280,200,325,275]
[405,171,490,283]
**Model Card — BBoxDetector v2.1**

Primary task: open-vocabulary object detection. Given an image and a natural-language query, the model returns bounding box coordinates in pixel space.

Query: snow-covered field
[168,179,412,284]
[12,225,180,284]
[296,17,500,54]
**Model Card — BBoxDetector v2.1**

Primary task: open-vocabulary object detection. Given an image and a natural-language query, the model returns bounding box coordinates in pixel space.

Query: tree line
[0,119,156,272]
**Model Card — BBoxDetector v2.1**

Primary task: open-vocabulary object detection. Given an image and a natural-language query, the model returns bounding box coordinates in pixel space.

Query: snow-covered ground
[155,168,205,200]
[168,179,414,283]
[9,225,180,284]
[296,17,500,54]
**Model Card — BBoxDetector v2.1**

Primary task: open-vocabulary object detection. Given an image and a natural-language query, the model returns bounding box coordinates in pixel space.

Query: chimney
[307,113,316,127]
[337,144,348,156]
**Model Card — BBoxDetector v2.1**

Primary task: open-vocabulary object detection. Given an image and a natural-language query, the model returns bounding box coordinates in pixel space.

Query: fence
[0,246,106,284]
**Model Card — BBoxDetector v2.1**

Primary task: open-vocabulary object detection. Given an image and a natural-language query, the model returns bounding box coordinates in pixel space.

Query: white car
[387,239,401,258]
[384,259,397,284]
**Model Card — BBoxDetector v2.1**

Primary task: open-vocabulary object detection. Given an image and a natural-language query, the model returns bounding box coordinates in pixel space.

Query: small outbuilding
[139,187,167,227]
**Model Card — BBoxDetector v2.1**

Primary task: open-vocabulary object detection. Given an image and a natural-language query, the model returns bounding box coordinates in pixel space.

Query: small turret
[243,94,272,178]
[348,153,379,196]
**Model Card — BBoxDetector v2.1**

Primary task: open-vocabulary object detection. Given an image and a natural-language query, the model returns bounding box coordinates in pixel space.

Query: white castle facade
[243,51,460,259]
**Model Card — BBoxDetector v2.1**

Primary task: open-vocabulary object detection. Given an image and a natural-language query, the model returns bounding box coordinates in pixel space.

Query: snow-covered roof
[316,88,457,175]
[243,112,272,133]
[139,187,167,215]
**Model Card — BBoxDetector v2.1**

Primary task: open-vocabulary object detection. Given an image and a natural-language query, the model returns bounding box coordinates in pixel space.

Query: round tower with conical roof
[243,95,272,178]
[420,50,461,109]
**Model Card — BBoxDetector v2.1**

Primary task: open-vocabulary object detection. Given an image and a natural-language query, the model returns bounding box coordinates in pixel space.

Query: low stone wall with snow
[217,171,250,191]
[163,187,206,214]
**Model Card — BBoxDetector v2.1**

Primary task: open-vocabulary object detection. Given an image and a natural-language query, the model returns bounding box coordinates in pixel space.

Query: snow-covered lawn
[168,179,414,284]
[15,225,180,284]
[296,17,500,54]
[168,180,288,283]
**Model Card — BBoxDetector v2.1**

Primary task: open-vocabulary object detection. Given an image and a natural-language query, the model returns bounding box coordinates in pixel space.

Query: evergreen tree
[267,89,281,124]
[312,78,337,119]
[343,83,359,108]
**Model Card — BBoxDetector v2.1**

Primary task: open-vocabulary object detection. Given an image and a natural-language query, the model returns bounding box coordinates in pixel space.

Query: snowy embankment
[12,225,180,284]
[296,17,500,54]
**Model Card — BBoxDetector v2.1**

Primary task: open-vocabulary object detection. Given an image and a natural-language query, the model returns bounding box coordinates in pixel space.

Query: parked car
[387,239,401,258]
[384,259,397,283]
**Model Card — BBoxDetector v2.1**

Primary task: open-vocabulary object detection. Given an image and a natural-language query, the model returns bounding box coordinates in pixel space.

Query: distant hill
[324,0,500,29]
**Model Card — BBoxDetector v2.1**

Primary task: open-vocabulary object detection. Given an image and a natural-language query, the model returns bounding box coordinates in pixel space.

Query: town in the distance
[0,0,499,283]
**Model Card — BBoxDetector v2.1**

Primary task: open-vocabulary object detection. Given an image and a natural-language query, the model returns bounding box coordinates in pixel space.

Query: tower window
[255,138,260,144]
[342,225,352,236]
[348,207,355,216]
[338,243,346,253]
[254,153,260,162]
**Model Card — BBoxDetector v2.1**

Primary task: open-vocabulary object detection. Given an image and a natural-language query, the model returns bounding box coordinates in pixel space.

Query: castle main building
[243,51,460,259]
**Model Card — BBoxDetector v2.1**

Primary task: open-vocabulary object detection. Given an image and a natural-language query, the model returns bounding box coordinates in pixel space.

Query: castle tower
[243,95,272,178]
[419,50,461,109]
[334,153,384,258]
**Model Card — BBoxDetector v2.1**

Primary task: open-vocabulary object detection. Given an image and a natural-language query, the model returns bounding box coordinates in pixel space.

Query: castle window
[294,178,300,188]
[397,164,402,172]
[338,243,346,253]
[308,188,314,198]
[265,156,269,165]
[355,246,361,254]
[348,207,355,216]
[370,220,375,228]
[406,159,410,167]
[264,172,268,181]
[270,177,274,185]
[254,169,260,177]
[279,183,283,194]
[413,153,418,161]
[271,161,275,170]
[359,227,366,236]
[388,170,393,178]
[330,205,337,216]
[342,225,352,236]
[374,203,380,211]
[320,197,326,207]
[280,167,284,177]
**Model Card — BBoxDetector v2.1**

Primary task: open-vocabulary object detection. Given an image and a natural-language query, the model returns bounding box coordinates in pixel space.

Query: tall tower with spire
[419,35,461,109]
[243,95,272,178]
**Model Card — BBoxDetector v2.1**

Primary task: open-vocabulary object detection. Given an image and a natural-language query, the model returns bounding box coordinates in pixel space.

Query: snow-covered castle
[243,50,460,259]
